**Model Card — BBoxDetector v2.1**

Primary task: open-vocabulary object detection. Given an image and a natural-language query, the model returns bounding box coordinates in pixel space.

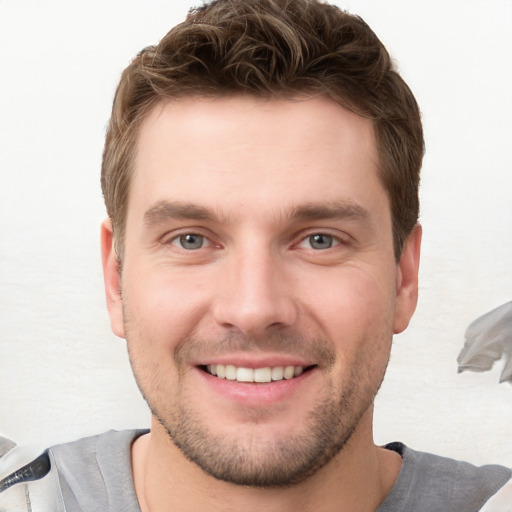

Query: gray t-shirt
[49,430,511,512]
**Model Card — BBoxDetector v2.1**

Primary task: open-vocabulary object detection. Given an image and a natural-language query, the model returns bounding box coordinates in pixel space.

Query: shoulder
[50,429,146,469]
[50,429,148,512]
[379,442,511,512]
[480,477,512,511]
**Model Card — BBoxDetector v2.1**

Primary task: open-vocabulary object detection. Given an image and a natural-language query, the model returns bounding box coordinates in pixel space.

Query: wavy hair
[101,0,424,261]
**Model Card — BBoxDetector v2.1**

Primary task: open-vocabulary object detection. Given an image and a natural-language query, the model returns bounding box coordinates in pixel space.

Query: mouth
[199,364,316,383]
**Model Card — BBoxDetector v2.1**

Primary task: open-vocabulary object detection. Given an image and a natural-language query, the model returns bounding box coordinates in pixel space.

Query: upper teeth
[206,364,304,383]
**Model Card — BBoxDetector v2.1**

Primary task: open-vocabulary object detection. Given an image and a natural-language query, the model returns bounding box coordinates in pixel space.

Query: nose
[211,246,298,336]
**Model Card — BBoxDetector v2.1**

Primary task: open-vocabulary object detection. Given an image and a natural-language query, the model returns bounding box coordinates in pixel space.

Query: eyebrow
[144,200,215,226]
[143,199,370,227]
[286,202,370,223]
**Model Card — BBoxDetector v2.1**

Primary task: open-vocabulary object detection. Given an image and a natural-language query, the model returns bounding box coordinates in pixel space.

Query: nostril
[211,284,298,335]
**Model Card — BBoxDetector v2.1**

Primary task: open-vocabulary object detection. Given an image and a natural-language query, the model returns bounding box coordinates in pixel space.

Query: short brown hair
[101,0,424,262]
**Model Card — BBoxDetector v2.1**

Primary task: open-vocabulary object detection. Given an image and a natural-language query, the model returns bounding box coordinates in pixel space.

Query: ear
[393,224,422,334]
[101,219,125,338]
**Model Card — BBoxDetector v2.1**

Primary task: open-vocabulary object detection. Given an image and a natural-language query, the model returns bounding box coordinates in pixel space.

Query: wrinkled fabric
[458,301,512,383]
[48,430,511,512]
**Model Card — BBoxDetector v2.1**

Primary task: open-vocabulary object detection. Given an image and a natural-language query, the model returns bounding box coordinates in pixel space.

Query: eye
[300,233,340,250]
[171,233,208,250]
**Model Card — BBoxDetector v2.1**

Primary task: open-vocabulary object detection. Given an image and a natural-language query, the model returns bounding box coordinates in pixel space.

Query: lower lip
[195,367,317,406]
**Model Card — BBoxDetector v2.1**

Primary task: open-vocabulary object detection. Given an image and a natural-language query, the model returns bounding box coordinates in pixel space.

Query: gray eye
[308,234,333,250]
[178,234,205,250]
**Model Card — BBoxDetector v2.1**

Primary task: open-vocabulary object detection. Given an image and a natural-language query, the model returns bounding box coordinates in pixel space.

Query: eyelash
[168,232,213,251]
[298,233,342,250]
[164,230,346,252]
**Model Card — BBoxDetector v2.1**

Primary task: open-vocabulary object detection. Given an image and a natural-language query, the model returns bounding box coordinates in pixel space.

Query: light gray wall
[1,0,511,465]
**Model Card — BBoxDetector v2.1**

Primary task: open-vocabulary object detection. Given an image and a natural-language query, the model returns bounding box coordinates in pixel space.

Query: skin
[102,96,421,512]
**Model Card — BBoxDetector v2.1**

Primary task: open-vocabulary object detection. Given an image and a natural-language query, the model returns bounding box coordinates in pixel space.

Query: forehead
[130,95,383,221]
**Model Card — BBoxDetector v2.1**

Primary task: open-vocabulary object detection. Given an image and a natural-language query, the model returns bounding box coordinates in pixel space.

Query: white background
[0,1,511,466]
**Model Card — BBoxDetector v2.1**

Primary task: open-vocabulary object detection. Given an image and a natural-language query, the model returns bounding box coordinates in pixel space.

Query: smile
[203,364,311,383]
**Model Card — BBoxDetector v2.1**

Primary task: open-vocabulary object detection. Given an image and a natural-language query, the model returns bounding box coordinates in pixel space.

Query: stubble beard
[126,326,390,488]
[157,377,365,487]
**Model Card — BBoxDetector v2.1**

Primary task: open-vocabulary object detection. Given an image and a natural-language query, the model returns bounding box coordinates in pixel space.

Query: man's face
[103,96,420,486]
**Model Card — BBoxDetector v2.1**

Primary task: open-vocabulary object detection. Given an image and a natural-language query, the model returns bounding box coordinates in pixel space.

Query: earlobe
[101,219,126,338]
[393,224,422,334]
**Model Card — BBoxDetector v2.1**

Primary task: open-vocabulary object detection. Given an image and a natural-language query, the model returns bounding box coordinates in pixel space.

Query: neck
[132,412,402,512]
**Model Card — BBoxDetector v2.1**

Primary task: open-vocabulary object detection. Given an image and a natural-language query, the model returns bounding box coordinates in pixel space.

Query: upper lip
[195,354,315,368]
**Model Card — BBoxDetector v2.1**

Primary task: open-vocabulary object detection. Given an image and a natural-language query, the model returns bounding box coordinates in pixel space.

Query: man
[2,0,510,510]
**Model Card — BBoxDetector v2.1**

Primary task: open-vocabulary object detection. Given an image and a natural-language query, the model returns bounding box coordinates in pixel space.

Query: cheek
[122,267,212,350]
[302,264,396,324]
[299,265,396,360]
[315,271,395,395]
